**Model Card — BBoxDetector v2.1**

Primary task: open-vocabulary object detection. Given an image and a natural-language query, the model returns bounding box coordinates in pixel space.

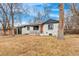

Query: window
[48,24,53,30]
[33,26,39,30]
[27,26,30,30]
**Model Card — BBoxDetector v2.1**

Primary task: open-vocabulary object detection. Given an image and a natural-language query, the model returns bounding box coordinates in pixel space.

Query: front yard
[0,35,79,56]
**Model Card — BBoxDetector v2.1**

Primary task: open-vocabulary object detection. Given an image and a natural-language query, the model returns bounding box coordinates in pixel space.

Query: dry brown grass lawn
[0,35,79,56]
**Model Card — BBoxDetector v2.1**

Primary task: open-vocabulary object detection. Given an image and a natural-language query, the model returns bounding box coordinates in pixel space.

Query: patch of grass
[0,35,79,56]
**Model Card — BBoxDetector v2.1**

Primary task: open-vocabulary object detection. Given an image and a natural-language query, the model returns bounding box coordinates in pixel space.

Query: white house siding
[21,23,59,36]
[42,23,59,36]
[22,26,40,35]
[22,27,29,34]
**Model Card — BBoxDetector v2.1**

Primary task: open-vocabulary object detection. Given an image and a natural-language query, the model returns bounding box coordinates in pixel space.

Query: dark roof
[16,19,59,28]
[43,19,59,24]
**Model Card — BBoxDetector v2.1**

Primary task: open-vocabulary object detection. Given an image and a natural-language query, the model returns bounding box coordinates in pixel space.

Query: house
[15,19,59,36]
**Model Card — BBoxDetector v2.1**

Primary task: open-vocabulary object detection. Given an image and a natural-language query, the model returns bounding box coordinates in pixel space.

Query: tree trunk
[2,23,5,35]
[6,16,10,35]
[57,3,64,40]
[12,13,15,36]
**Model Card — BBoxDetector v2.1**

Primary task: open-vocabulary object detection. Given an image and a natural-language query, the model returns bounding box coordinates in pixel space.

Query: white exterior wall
[42,23,59,36]
[22,26,33,34]
[22,26,40,35]
[21,23,59,36]
[22,27,29,34]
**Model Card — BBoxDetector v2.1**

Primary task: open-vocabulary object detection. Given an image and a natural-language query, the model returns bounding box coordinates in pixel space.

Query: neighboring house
[15,19,59,36]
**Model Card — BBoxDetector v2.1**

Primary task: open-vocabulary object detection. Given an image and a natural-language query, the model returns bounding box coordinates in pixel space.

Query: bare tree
[71,3,79,16]
[43,4,50,21]
[64,3,79,34]
[0,4,11,35]
[58,3,64,40]
[0,3,24,35]
[33,11,43,24]
[7,3,16,35]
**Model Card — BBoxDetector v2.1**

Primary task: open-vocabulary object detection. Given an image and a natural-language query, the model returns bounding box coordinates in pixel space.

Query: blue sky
[15,3,70,25]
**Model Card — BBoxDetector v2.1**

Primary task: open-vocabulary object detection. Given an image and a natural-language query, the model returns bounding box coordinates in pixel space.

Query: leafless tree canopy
[0,3,24,35]
[65,3,79,34]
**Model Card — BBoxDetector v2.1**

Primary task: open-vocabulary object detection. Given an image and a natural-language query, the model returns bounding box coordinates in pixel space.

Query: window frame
[48,23,53,30]
[27,26,30,30]
[33,26,39,30]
